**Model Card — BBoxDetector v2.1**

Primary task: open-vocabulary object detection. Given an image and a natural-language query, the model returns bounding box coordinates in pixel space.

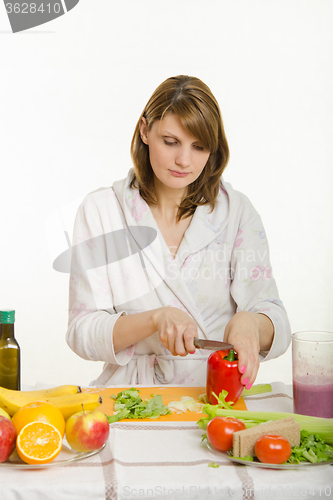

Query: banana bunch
[0,385,102,420]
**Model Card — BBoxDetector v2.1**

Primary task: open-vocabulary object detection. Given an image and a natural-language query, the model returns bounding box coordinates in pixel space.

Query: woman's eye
[194,145,204,151]
[164,139,177,146]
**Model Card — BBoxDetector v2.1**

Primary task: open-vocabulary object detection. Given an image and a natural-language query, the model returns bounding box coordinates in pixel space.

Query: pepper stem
[224,349,235,361]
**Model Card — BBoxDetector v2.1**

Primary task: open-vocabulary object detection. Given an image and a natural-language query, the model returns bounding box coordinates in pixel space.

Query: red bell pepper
[206,349,244,405]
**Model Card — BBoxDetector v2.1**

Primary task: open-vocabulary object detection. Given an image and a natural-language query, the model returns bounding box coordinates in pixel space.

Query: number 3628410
[5,3,62,14]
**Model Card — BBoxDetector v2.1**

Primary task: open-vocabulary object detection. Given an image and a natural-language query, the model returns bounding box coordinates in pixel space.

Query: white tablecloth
[1,383,332,500]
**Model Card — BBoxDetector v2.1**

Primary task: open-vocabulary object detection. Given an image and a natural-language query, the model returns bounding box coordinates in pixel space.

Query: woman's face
[140,113,210,194]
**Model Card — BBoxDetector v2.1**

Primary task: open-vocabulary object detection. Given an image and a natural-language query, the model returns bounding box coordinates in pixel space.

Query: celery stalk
[198,384,272,404]
[241,384,272,397]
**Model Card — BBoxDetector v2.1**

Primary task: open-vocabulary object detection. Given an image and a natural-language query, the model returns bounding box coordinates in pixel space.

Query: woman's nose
[175,147,191,168]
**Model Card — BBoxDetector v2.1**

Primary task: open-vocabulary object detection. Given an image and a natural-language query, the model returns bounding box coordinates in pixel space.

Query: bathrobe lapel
[112,169,230,340]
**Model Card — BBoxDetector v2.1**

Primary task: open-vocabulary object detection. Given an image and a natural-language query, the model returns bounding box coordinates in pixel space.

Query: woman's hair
[130,75,229,221]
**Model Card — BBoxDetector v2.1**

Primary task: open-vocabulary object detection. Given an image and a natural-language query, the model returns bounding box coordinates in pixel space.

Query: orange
[16,421,62,464]
[12,401,65,437]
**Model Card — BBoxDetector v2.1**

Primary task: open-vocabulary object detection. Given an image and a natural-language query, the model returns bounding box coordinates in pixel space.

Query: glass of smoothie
[292,331,333,418]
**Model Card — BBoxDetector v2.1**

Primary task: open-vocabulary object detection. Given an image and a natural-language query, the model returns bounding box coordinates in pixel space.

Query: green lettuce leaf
[288,430,333,464]
[107,388,171,423]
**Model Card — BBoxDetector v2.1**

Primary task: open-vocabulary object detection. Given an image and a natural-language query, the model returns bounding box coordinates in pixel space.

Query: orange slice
[16,421,62,465]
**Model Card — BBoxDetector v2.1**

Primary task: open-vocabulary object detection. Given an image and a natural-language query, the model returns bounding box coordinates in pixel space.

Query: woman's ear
[139,117,149,145]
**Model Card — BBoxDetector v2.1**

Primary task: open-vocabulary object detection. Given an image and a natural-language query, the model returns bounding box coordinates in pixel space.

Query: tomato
[206,417,246,451]
[255,435,292,464]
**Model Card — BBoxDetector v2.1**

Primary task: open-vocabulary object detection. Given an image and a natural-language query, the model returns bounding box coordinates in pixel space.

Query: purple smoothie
[293,379,333,417]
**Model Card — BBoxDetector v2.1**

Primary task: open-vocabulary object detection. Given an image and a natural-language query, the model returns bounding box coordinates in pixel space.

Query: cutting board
[82,386,247,422]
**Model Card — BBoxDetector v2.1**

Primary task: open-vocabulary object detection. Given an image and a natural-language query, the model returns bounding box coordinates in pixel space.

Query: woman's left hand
[223,311,273,389]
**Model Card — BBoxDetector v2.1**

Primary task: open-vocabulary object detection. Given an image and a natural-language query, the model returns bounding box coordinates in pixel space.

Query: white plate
[207,443,333,469]
[0,438,106,469]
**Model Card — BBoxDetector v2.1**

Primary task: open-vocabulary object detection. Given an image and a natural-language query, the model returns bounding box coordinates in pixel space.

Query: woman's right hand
[152,307,198,357]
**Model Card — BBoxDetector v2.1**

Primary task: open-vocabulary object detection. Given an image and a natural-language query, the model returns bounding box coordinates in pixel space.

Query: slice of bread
[232,417,300,457]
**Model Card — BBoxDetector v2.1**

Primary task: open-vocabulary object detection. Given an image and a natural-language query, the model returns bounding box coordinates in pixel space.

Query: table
[1,382,332,500]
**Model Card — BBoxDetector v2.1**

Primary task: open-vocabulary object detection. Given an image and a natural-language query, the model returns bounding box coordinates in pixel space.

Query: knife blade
[193,338,234,351]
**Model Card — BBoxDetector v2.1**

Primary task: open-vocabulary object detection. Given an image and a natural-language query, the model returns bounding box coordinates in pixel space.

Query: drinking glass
[292,331,333,418]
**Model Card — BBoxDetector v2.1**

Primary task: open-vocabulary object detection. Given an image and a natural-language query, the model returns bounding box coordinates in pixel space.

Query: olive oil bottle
[0,310,21,390]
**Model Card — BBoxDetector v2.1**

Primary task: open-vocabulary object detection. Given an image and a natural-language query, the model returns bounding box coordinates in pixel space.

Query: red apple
[0,416,17,463]
[65,410,109,453]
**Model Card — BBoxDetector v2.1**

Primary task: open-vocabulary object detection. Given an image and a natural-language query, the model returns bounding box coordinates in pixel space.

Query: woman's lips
[169,170,190,177]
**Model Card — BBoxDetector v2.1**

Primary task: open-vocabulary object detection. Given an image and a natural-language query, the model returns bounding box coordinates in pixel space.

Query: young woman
[66,75,291,387]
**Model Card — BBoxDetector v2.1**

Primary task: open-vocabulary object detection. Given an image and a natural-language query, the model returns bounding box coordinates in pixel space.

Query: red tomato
[206,417,246,451]
[255,435,292,464]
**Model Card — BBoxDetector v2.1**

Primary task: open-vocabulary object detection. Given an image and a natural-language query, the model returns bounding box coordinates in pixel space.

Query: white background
[0,0,332,388]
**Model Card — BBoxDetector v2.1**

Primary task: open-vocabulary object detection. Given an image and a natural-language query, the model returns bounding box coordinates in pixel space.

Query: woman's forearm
[112,306,199,355]
[113,309,159,353]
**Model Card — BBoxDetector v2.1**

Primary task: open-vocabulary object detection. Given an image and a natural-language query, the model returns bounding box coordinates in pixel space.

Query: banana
[0,407,11,420]
[18,385,81,398]
[0,386,101,419]
[0,386,41,415]
[44,393,102,420]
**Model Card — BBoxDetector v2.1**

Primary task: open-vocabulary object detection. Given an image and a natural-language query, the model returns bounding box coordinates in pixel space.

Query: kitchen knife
[193,338,234,351]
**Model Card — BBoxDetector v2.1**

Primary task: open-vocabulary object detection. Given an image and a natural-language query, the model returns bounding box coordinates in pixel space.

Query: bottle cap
[0,310,15,324]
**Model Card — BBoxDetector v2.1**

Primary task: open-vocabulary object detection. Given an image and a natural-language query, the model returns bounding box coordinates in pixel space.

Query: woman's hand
[152,307,198,356]
[223,311,274,389]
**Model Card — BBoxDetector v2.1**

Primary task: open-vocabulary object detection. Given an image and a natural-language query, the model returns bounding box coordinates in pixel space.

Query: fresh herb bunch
[107,388,171,423]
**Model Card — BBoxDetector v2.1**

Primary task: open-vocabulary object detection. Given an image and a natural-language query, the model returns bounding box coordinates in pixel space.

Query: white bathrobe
[66,168,291,386]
